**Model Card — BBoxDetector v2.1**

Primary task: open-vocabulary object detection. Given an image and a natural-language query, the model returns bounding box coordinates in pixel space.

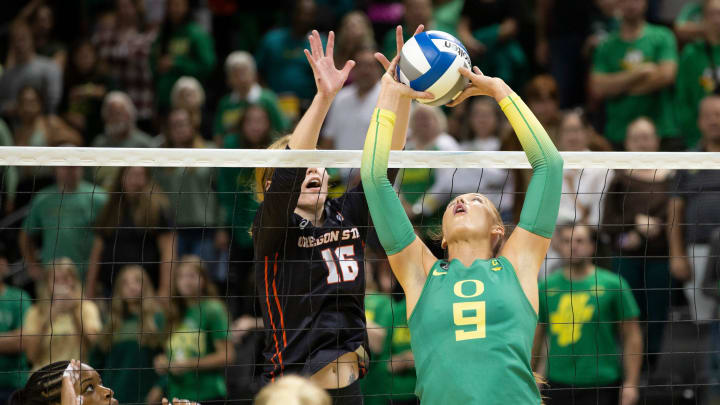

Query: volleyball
[396,30,472,106]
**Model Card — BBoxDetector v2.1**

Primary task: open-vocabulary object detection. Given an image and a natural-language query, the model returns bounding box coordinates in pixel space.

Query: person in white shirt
[320,48,382,151]
[557,109,614,227]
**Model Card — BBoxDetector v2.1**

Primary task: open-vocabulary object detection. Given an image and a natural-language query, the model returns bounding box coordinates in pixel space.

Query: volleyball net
[0,147,718,404]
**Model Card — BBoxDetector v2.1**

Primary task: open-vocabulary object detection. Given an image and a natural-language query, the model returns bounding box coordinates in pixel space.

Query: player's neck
[564,262,594,279]
[295,205,325,227]
[447,240,493,267]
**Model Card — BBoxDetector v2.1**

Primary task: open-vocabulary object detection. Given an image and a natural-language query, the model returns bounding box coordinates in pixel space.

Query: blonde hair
[254,375,331,405]
[165,255,222,332]
[170,76,205,108]
[225,51,256,73]
[410,104,448,134]
[254,135,291,202]
[103,265,162,349]
[31,258,83,332]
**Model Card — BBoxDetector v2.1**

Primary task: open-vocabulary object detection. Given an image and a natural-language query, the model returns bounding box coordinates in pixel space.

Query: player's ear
[265,180,271,191]
[441,238,447,249]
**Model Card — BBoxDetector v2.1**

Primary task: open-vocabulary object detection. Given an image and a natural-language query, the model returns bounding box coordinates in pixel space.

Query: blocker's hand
[374,24,425,71]
[379,55,434,100]
[446,66,513,106]
[304,30,355,98]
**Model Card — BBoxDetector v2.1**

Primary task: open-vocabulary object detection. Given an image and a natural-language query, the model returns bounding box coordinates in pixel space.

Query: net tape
[0,147,716,169]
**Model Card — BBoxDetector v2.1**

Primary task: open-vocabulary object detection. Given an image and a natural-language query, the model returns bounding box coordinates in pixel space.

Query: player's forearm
[288,94,334,150]
[622,321,643,387]
[391,97,412,150]
[499,93,563,238]
[361,108,417,255]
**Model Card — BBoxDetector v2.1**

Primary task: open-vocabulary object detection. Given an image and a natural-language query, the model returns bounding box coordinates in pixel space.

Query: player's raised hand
[304,30,355,98]
[374,24,424,71]
[380,55,434,100]
[446,66,513,106]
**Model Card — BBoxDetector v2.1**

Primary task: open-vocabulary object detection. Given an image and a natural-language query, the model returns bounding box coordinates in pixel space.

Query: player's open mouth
[454,203,466,215]
[305,178,322,191]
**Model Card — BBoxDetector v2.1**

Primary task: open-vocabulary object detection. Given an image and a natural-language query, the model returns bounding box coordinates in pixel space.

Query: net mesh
[0,148,718,404]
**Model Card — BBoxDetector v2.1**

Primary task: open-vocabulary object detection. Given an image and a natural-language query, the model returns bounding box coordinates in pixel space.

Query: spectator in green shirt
[255,0,322,108]
[362,255,417,405]
[533,223,643,405]
[0,246,31,403]
[150,0,216,113]
[676,0,720,149]
[675,1,705,44]
[214,51,287,146]
[19,166,107,282]
[591,0,679,149]
[153,256,233,403]
[92,265,164,405]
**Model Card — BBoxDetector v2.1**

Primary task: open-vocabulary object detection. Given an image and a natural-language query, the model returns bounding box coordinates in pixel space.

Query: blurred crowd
[0,0,720,404]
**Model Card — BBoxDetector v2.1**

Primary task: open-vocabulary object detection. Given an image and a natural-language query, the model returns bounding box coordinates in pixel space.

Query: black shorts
[327,380,363,405]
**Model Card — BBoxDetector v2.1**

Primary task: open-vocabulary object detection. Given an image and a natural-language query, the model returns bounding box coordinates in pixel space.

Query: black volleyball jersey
[253,167,380,383]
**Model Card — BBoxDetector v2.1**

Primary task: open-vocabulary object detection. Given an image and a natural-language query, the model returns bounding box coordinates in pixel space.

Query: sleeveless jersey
[253,167,394,384]
[408,256,541,404]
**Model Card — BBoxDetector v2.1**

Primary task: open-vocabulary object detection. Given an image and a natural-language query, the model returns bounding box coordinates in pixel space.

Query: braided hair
[8,360,71,405]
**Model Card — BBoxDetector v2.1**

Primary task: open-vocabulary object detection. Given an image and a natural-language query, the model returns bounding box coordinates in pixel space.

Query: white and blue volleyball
[396,31,472,106]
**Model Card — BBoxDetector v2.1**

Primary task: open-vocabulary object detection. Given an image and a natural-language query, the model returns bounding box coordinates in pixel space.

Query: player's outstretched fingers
[308,30,323,58]
[304,49,318,73]
[326,30,335,58]
[339,59,356,82]
[374,52,391,71]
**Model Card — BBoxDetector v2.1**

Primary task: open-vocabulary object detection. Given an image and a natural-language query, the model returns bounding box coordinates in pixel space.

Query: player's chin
[297,193,328,208]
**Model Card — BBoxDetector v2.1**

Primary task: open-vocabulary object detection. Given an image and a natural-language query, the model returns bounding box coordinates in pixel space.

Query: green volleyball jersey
[409,257,540,405]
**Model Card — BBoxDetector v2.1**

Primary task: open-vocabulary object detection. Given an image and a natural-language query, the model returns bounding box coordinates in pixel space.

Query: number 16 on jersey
[322,245,359,284]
